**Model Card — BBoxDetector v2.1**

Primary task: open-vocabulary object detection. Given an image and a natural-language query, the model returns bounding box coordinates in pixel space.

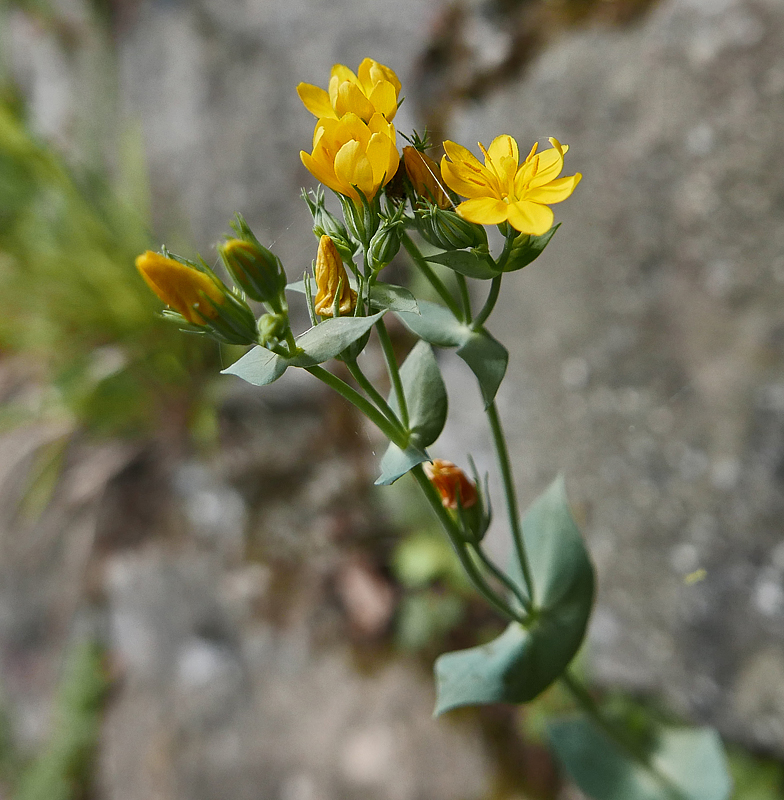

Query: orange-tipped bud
[424,459,478,510]
[314,235,357,317]
[136,251,224,324]
[403,146,450,209]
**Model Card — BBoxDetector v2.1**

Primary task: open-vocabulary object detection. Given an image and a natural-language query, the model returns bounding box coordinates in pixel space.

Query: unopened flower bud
[314,235,357,317]
[338,193,380,248]
[368,218,402,271]
[137,250,258,345]
[415,203,488,252]
[218,219,286,305]
[302,188,358,262]
[403,146,450,209]
[137,250,225,324]
[424,459,478,510]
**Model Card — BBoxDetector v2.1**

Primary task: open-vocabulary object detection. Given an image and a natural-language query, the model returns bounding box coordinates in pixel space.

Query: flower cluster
[299,59,401,203]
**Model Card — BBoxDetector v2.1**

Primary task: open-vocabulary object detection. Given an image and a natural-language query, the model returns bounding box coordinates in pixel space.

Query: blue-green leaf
[434,476,595,713]
[222,345,288,386]
[456,332,508,409]
[396,300,465,347]
[502,224,559,272]
[548,717,731,800]
[426,249,500,280]
[392,340,447,448]
[375,441,429,486]
[289,311,385,366]
[396,301,507,406]
[369,282,419,314]
[223,312,385,385]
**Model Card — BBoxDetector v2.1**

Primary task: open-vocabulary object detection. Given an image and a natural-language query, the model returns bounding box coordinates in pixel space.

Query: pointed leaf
[396,300,465,348]
[289,311,385,366]
[502,224,559,272]
[434,476,595,712]
[457,331,508,409]
[375,441,429,486]
[396,302,507,406]
[222,345,288,386]
[427,249,500,280]
[391,340,447,448]
[369,282,419,314]
[548,717,731,800]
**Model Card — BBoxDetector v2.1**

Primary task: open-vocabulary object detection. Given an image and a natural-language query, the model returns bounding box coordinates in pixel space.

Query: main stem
[345,358,404,436]
[486,400,536,603]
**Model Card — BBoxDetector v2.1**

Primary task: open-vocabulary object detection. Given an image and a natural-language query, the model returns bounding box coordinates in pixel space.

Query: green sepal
[434,476,595,713]
[502,224,559,272]
[375,442,429,486]
[396,301,508,407]
[548,717,731,800]
[223,311,385,386]
[426,248,500,280]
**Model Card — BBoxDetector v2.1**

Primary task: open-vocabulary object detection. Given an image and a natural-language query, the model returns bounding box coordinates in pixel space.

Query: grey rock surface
[442,0,784,754]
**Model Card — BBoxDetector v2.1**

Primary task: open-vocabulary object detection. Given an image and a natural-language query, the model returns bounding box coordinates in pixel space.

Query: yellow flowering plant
[136,57,730,800]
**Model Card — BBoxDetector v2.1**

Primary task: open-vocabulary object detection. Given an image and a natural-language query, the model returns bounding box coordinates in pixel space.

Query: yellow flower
[403,146,451,209]
[136,251,224,324]
[423,459,478,510]
[301,112,399,203]
[297,58,401,124]
[314,235,357,317]
[440,135,582,235]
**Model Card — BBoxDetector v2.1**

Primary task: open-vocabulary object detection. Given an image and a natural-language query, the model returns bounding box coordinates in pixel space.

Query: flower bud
[314,235,357,317]
[302,188,358,263]
[338,192,380,248]
[137,250,225,324]
[218,217,286,305]
[414,203,488,251]
[368,222,402,271]
[423,459,478,510]
[137,250,258,345]
[403,146,450,209]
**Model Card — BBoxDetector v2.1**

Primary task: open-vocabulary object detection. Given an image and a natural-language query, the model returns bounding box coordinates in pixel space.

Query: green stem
[486,401,536,602]
[375,318,409,430]
[345,358,403,435]
[411,465,523,623]
[470,540,532,615]
[560,672,688,800]
[471,275,502,330]
[306,365,406,448]
[456,274,472,323]
[401,232,463,320]
[495,228,516,272]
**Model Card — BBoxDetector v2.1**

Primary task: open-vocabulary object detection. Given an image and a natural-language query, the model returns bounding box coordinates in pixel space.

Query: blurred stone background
[1,0,783,797]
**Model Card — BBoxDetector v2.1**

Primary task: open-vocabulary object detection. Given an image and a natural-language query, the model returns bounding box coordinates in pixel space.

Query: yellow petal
[527,146,565,189]
[486,134,519,168]
[526,173,582,204]
[506,200,554,235]
[456,197,509,225]
[301,150,340,195]
[297,83,335,119]
[366,130,399,189]
[440,156,492,199]
[334,139,374,199]
[368,80,398,121]
[359,58,401,95]
[330,63,357,85]
[335,81,375,121]
[443,140,485,173]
